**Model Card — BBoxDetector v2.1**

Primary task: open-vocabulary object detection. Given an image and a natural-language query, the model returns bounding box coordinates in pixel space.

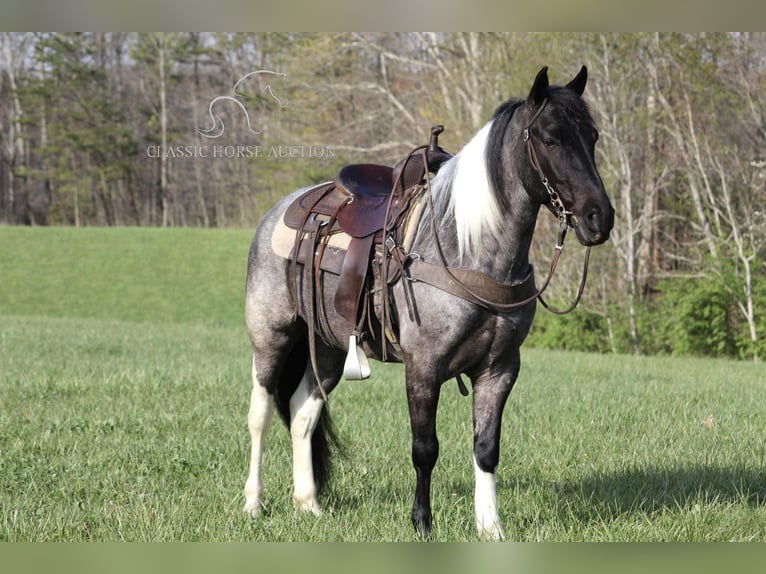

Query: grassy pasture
[1,227,765,541]
[0,226,252,326]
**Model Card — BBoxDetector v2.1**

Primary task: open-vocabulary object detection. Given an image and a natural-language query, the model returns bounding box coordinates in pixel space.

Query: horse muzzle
[573,201,614,246]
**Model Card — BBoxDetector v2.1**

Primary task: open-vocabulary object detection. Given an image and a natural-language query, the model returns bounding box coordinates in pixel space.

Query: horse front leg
[471,363,518,540]
[405,369,442,537]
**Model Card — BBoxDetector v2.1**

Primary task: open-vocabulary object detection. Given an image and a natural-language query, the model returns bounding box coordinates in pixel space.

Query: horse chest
[473,310,535,360]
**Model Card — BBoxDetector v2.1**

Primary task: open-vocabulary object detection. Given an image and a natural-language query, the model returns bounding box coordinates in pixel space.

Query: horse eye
[543,139,557,148]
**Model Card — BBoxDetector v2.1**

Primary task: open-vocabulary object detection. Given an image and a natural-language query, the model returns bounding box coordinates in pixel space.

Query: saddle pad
[271,211,352,275]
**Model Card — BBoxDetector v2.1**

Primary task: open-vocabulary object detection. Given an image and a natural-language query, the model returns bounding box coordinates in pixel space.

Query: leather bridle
[522,98,592,315]
[523,98,575,227]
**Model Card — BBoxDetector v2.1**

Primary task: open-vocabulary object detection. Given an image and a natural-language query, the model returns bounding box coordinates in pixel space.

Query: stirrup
[343,333,371,380]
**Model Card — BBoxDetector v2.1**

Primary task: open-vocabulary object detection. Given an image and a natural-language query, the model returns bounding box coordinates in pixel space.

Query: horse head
[523,66,614,246]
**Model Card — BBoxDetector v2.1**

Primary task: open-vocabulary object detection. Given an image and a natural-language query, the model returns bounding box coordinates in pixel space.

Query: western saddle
[282,126,453,380]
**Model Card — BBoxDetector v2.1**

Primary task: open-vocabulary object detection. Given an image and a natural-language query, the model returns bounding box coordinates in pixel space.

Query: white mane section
[448,121,502,260]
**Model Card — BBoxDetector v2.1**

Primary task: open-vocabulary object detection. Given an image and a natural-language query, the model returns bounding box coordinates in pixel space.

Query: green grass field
[1,227,765,541]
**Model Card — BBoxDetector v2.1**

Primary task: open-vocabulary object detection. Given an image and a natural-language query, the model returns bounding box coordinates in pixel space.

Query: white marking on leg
[474,455,505,540]
[243,360,275,518]
[289,367,324,515]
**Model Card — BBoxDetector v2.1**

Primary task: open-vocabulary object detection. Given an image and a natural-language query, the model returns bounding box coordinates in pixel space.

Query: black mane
[486,98,523,211]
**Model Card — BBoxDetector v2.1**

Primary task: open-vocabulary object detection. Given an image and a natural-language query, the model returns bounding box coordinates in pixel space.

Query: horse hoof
[411,508,432,537]
[477,522,505,541]
[243,500,261,519]
[294,495,322,516]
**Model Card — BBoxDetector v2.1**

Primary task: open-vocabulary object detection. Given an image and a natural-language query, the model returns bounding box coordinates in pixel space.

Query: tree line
[1,32,764,360]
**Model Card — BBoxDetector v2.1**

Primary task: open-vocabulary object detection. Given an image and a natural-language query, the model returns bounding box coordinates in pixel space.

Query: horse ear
[566,65,588,97]
[527,66,549,106]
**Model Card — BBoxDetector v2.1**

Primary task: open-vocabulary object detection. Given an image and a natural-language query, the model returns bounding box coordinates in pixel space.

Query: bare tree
[648,33,764,360]
[1,32,33,223]
[587,34,654,354]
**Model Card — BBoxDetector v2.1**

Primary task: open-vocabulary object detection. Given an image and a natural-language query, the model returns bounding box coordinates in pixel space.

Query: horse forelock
[546,86,596,128]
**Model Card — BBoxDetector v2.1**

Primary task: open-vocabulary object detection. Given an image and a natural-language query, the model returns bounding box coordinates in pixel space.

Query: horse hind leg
[243,326,306,518]
[288,348,344,514]
[289,367,325,514]
[243,356,276,518]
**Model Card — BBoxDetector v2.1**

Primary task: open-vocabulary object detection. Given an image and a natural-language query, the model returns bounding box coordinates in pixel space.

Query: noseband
[523,99,574,227]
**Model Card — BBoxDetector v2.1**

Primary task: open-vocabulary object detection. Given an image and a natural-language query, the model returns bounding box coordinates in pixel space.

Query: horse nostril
[587,207,601,229]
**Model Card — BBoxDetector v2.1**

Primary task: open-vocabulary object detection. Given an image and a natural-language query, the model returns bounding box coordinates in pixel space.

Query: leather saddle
[282,125,452,336]
[284,126,452,236]
[283,125,452,379]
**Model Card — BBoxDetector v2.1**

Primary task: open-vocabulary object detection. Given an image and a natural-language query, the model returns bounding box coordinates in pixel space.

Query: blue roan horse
[243,66,614,539]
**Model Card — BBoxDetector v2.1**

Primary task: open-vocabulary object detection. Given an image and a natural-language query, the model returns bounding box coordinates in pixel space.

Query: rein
[404,100,591,316]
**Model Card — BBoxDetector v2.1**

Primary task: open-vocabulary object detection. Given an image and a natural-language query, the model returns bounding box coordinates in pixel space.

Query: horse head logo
[198,70,288,139]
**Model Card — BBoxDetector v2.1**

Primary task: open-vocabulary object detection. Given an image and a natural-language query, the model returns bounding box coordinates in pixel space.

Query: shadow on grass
[558,464,766,516]
[427,463,764,524]
[318,461,765,539]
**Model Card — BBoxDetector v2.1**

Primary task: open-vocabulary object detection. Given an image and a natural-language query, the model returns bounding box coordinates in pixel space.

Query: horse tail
[311,400,341,495]
[273,335,342,495]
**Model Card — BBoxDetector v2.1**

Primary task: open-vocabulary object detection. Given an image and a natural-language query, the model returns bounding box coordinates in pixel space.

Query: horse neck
[415,145,540,285]
[479,181,540,284]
